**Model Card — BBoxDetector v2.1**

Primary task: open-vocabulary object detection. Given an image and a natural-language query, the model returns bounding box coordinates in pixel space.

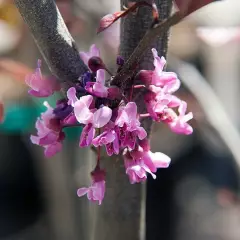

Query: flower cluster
[27,44,193,205]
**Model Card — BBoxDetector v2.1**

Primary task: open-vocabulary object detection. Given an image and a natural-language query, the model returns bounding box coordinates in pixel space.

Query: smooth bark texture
[14,0,88,83]
[93,1,172,240]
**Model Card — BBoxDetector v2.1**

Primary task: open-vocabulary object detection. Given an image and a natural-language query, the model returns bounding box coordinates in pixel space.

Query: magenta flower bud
[30,102,64,158]
[25,60,60,97]
[136,70,153,85]
[116,55,124,66]
[88,56,105,72]
[107,86,122,100]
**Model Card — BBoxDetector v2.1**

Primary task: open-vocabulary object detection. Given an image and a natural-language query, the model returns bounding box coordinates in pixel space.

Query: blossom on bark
[115,102,147,150]
[85,69,108,98]
[25,60,60,97]
[124,146,171,184]
[27,42,193,205]
[77,168,106,205]
[30,102,65,157]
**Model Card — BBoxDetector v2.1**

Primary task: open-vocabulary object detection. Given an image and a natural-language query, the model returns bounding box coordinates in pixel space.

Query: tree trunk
[92,1,172,240]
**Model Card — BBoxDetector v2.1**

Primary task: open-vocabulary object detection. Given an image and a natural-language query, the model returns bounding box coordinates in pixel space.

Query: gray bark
[93,1,172,240]
[14,0,88,83]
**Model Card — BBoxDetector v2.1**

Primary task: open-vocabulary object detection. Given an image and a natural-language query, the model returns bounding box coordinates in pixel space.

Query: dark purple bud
[116,56,124,66]
[82,72,93,86]
[88,56,105,72]
[53,104,73,120]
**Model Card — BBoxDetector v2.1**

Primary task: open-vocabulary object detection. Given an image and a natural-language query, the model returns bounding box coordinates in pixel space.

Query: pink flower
[77,169,106,205]
[72,94,112,147]
[124,151,155,184]
[73,95,94,125]
[43,142,63,158]
[148,85,181,107]
[144,92,169,122]
[25,60,60,97]
[138,49,180,94]
[80,44,100,66]
[85,69,108,98]
[131,147,171,173]
[124,147,171,184]
[74,95,112,127]
[67,87,78,106]
[92,122,119,156]
[151,48,180,93]
[115,102,147,150]
[144,88,181,122]
[168,101,193,135]
[79,123,96,147]
[30,102,65,157]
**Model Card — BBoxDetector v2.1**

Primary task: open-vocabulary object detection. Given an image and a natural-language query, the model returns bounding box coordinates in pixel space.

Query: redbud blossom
[25,60,60,97]
[77,168,106,205]
[28,44,193,204]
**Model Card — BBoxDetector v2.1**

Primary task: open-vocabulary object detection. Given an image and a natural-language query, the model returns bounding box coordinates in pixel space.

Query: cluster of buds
[24,0,219,205]
[26,44,193,205]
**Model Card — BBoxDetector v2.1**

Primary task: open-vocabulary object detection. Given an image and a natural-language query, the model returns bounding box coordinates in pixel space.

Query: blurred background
[1,0,240,239]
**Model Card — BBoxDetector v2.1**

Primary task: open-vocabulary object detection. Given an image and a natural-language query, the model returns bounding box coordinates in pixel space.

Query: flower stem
[139,113,150,119]
[133,84,146,89]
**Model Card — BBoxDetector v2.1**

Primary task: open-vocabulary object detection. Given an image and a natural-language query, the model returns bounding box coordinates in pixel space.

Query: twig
[14,0,88,84]
[111,12,183,89]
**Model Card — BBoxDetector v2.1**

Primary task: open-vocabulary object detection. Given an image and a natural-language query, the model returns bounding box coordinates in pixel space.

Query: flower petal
[67,87,78,106]
[74,100,93,124]
[80,95,93,108]
[93,106,112,128]
[77,187,89,197]
[182,112,193,122]
[178,101,187,116]
[152,48,166,72]
[44,142,62,158]
[150,151,171,168]
[90,44,100,57]
[79,52,90,65]
[96,69,105,84]
[125,102,137,121]
[39,132,59,145]
[137,127,147,140]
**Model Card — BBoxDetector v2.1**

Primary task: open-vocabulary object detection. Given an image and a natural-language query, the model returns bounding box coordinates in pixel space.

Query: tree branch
[93,1,173,240]
[112,6,181,89]
[14,0,88,83]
